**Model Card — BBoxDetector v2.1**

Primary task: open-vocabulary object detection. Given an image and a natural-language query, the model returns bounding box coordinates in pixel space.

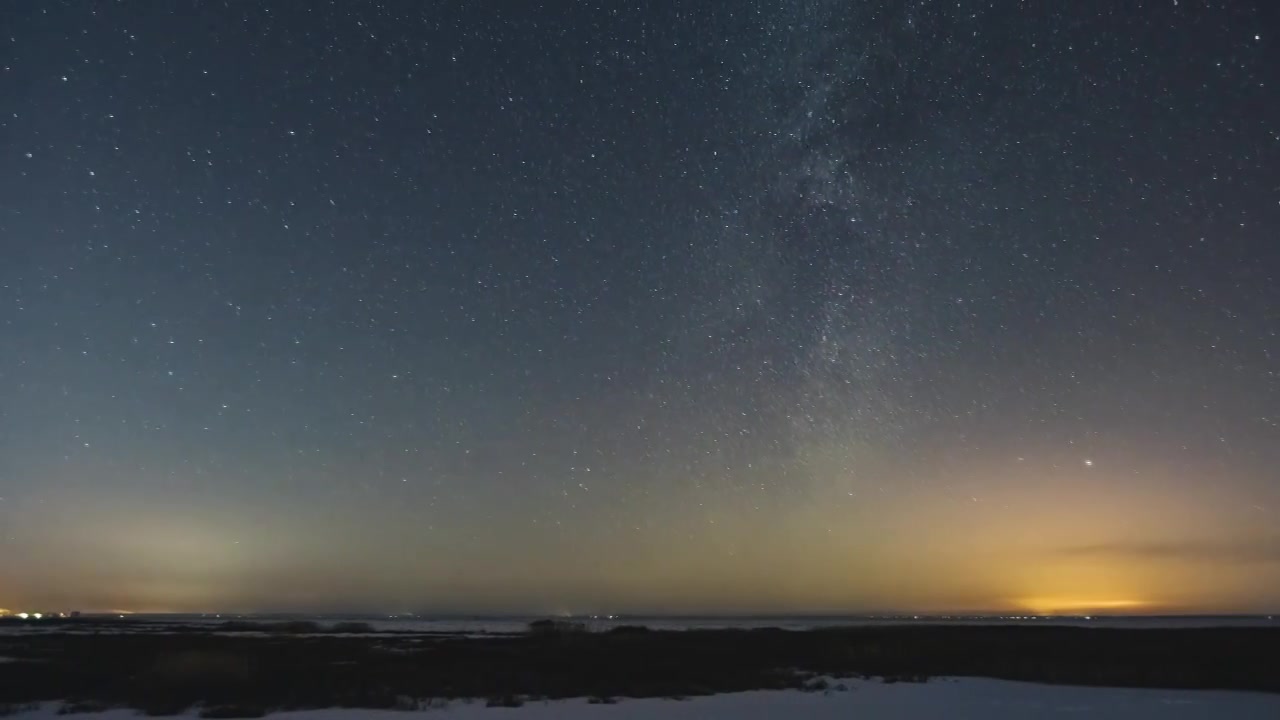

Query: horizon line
[6,610,1277,620]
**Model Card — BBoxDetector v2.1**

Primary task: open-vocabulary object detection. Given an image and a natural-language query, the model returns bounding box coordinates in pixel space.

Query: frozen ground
[6,679,1280,720]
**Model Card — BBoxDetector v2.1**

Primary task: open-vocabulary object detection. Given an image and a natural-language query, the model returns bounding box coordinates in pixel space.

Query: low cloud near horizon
[1057,538,1280,564]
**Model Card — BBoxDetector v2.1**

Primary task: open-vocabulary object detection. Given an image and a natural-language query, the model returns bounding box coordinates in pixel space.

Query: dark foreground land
[1,621,1277,716]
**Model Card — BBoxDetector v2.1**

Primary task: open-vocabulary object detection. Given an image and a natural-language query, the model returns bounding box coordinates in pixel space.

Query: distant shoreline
[3,612,1276,635]
[7,611,1276,619]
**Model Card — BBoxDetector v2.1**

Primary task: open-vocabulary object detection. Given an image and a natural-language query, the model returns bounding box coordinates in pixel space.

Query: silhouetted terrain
[1,622,1276,716]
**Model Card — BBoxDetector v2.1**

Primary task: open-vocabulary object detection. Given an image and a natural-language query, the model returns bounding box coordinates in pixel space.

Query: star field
[1,1,1277,614]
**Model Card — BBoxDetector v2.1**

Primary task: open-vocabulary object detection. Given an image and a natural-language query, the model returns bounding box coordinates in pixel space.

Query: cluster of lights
[6,612,71,620]
[995,615,1094,621]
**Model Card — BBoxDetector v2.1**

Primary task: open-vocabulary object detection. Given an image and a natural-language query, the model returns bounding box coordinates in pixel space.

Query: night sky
[2,1,1277,616]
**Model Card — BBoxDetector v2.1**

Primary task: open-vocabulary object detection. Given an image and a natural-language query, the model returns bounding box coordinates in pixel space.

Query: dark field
[0,621,1277,716]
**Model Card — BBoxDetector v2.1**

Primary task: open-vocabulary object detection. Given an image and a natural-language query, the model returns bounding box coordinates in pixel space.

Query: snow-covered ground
[6,679,1279,720]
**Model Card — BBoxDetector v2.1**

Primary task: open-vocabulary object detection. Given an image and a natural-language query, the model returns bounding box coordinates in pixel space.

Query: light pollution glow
[4,451,1276,615]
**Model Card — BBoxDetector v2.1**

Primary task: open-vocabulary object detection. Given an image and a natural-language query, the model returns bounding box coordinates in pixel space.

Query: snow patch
[5,678,1280,719]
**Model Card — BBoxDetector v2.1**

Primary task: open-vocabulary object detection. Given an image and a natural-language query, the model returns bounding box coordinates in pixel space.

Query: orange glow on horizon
[5,455,1278,615]
[1015,597,1153,615]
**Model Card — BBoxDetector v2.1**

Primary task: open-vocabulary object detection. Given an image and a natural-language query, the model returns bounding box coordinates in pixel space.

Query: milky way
[1,2,1276,615]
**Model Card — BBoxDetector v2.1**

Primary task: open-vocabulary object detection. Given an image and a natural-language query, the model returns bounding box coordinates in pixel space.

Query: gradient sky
[1,1,1277,616]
